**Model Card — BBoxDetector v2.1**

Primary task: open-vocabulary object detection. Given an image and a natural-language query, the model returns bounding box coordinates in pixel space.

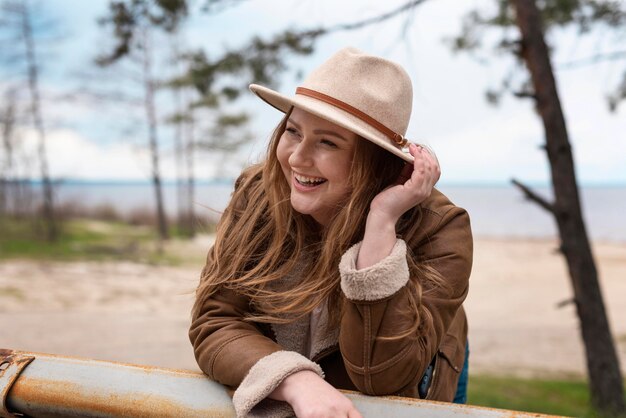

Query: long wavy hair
[193,110,445,338]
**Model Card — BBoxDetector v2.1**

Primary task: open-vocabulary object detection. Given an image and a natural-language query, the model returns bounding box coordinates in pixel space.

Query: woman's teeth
[294,174,326,186]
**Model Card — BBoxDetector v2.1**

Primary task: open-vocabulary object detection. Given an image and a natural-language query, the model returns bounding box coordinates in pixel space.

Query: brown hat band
[295,87,408,148]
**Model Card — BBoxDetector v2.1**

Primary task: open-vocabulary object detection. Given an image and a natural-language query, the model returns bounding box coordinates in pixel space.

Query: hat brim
[249,84,413,163]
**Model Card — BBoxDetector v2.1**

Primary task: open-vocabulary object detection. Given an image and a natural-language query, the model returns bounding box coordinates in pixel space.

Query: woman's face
[276,108,358,226]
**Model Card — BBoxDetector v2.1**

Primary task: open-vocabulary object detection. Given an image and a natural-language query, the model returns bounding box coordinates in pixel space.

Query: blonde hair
[193,111,444,337]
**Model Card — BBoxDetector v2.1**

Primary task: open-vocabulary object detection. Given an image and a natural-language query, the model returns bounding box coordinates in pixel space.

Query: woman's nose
[288,140,313,167]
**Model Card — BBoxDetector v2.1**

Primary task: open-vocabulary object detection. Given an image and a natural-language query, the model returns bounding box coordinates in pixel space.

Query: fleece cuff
[232,350,324,418]
[339,239,410,301]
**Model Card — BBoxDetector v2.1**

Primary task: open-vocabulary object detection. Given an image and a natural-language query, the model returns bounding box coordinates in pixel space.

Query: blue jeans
[453,342,469,404]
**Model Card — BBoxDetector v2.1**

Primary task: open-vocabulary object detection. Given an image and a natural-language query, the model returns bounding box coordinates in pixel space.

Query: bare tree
[510,1,625,414]
[170,35,187,236]
[0,86,36,220]
[140,28,169,241]
[167,30,196,237]
[96,2,180,241]
[0,88,17,216]
[183,109,195,236]
[1,0,57,240]
[448,0,626,415]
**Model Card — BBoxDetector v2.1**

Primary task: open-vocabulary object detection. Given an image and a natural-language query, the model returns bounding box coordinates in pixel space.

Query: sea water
[23,181,626,243]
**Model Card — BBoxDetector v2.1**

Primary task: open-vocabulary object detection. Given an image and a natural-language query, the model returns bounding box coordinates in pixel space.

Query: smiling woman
[189,47,473,418]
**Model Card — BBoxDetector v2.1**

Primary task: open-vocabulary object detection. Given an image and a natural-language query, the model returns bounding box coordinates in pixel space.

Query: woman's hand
[269,370,362,418]
[356,144,440,270]
[370,143,441,223]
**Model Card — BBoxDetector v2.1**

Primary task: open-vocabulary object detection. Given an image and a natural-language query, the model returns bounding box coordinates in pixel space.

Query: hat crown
[301,47,412,136]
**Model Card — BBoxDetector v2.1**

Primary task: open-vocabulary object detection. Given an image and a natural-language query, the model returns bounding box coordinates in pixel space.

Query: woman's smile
[292,172,327,189]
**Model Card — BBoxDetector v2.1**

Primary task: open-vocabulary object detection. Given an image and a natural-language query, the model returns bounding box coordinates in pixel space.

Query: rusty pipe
[0,349,564,417]
[0,349,235,417]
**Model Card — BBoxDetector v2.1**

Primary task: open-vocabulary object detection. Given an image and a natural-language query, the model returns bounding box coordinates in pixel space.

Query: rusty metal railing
[0,348,565,417]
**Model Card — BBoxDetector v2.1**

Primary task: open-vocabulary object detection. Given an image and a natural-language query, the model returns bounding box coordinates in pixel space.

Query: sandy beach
[1,236,625,378]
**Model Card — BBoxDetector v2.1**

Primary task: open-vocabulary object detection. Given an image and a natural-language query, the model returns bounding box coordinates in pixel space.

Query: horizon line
[8,178,626,188]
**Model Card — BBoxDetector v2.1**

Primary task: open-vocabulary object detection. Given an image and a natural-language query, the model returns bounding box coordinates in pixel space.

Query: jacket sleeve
[189,286,284,387]
[189,287,323,417]
[337,202,472,396]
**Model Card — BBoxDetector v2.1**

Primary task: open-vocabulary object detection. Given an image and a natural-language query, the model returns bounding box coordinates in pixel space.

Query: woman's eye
[321,139,337,148]
[285,127,299,137]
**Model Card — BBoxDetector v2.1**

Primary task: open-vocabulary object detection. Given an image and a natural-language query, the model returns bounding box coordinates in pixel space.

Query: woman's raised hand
[370,143,441,223]
[270,370,362,418]
[356,144,440,270]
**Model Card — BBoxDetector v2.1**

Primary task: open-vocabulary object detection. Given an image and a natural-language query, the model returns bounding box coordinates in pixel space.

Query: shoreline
[1,237,625,378]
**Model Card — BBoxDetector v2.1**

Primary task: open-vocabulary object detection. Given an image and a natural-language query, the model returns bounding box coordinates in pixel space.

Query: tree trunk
[22,0,57,241]
[141,29,169,241]
[0,90,16,216]
[170,34,188,237]
[511,0,625,415]
[173,92,186,236]
[185,110,195,238]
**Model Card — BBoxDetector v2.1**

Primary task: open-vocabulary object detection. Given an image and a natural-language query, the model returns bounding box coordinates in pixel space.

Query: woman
[190,47,472,418]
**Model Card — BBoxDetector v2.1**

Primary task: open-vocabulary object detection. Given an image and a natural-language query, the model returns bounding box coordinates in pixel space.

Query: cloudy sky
[4,0,625,185]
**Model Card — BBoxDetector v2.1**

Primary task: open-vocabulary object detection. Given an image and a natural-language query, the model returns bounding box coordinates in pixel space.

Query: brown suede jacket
[189,180,473,418]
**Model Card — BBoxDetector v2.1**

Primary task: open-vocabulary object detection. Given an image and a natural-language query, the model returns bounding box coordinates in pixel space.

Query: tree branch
[257,0,431,46]
[511,178,555,214]
[324,0,429,34]
[512,90,537,100]
[556,297,575,309]
[557,50,626,69]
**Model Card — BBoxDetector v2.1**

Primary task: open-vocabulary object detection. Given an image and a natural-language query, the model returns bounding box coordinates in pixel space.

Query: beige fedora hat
[249,47,414,163]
